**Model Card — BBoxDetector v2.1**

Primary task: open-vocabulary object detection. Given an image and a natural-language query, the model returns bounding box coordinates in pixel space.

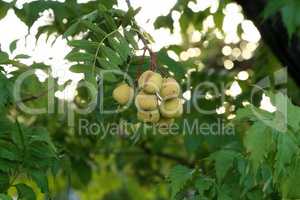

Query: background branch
[235,0,300,86]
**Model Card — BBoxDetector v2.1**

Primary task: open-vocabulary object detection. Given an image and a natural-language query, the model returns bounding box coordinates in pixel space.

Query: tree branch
[16,87,54,104]
[139,143,194,168]
[125,0,158,71]
[125,0,131,8]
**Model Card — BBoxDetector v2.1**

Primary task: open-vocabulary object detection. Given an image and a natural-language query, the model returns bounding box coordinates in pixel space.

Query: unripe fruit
[137,109,160,123]
[135,91,158,111]
[160,78,180,100]
[160,98,183,118]
[112,83,134,105]
[138,70,163,94]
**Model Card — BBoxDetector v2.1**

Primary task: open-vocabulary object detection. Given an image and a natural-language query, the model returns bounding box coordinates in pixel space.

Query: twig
[125,0,158,71]
[18,91,48,103]
[8,60,28,68]
[139,143,194,168]
[16,86,54,104]
[125,0,131,8]
[137,47,146,79]
[92,29,119,77]
[131,28,158,71]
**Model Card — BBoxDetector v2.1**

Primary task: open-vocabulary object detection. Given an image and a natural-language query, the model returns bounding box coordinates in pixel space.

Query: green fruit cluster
[137,70,183,125]
[112,70,183,125]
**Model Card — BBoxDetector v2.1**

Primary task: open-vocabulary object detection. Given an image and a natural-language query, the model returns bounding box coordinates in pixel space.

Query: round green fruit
[138,70,163,94]
[112,83,134,105]
[135,91,158,111]
[159,98,183,118]
[160,78,180,100]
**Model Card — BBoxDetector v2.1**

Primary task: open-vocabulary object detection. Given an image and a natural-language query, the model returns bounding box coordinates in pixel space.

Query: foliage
[264,0,300,38]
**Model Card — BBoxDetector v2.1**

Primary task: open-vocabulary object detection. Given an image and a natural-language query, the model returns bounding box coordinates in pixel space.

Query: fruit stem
[125,0,158,72]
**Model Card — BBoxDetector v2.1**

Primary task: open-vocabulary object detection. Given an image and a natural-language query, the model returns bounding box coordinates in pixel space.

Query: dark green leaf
[68,40,99,52]
[0,194,12,200]
[15,184,36,200]
[97,57,119,70]
[65,51,94,62]
[157,49,186,79]
[124,30,139,49]
[81,20,106,40]
[30,170,48,193]
[154,15,174,32]
[274,131,298,179]
[209,150,239,182]
[169,165,194,199]
[263,0,285,18]
[69,64,92,73]
[63,21,80,38]
[9,40,18,53]
[195,177,214,196]
[99,45,122,66]
[244,122,273,172]
[15,54,30,59]
[0,1,9,20]
[0,52,9,64]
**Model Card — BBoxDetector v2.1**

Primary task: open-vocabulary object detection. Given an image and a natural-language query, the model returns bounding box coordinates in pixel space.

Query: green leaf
[35,25,57,41]
[68,40,99,52]
[30,170,48,193]
[235,105,273,122]
[81,20,106,40]
[0,73,12,109]
[0,173,9,191]
[281,158,300,199]
[0,194,12,200]
[217,185,233,200]
[157,49,186,79]
[122,7,141,26]
[63,21,80,38]
[65,52,94,62]
[0,146,20,161]
[154,15,174,31]
[15,184,36,200]
[0,159,16,173]
[9,40,18,53]
[15,54,30,59]
[209,150,239,182]
[72,159,92,185]
[108,34,131,62]
[124,30,139,49]
[97,57,119,70]
[281,2,299,38]
[28,127,56,152]
[195,177,214,196]
[103,13,117,30]
[100,0,117,9]
[263,0,286,18]
[0,1,9,20]
[274,132,298,179]
[269,92,300,131]
[0,52,9,64]
[244,122,273,172]
[99,45,122,66]
[69,64,92,73]
[169,165,194,199]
